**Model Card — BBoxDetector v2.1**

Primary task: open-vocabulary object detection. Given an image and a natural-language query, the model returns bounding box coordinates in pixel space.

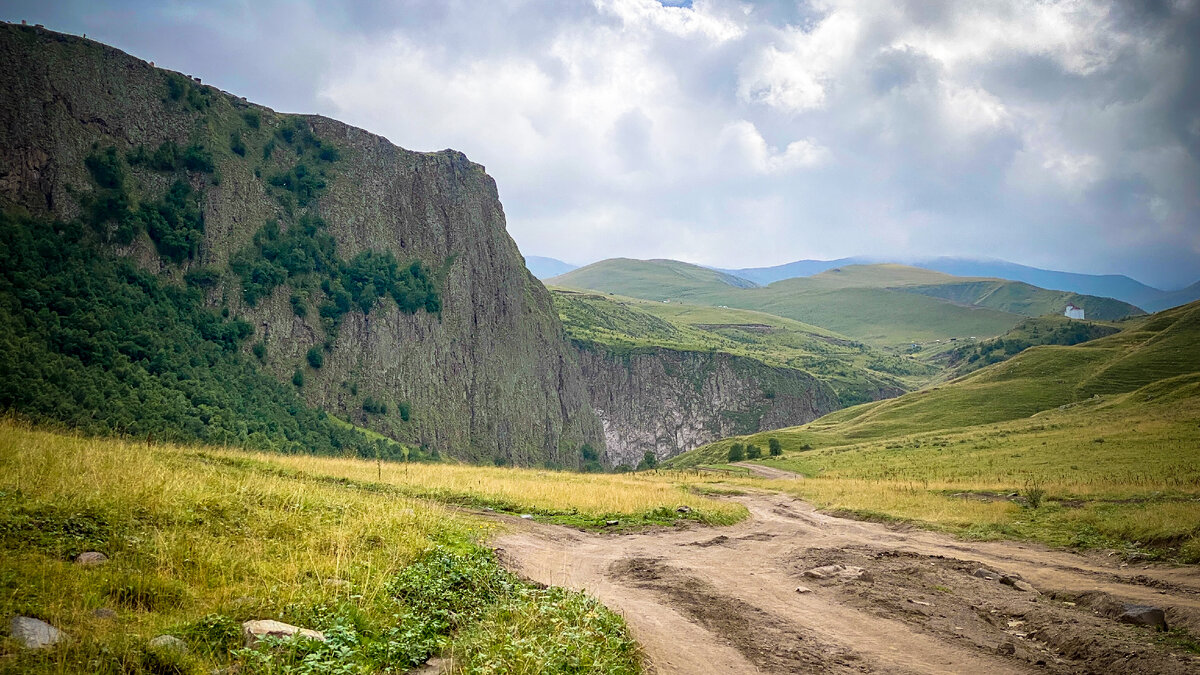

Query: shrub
[397,401,411,422]
[182,144,214,173]
[292,369,304,387]
[251,341,266,362]
[768,438,782,456]
[243,110,261,129]
[746,444,762,460]
[1023,478,1046,509]
[230,131,246,157]
[727,443,745,462]
[638,450,658,471]
[306,346,324,369]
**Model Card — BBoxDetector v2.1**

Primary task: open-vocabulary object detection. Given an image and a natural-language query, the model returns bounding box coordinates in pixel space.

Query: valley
[1,20,1199,675]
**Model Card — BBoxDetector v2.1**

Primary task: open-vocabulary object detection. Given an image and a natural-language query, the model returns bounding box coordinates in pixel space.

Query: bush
[745,444,762,460]
[243,110,261,129]
[1023,478,1046,509]
[251,341,266,362]
[638,450,658,471]
[306,345,324,369]
[292,369,304,387]
[768,438,782,456]
[727,443,745,462]
[230,131,246,157]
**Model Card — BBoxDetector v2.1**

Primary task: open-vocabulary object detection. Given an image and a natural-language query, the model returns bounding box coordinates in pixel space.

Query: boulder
[10,616,66,649]
[999,575,1037,593]
[148,635,188,654]
[972,568,997,580]
[242,619,326,646]
[75,551,109,566]
[1119,605,1168,631]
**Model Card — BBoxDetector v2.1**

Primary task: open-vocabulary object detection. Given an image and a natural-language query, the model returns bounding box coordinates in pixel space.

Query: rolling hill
[669,298,1200,463]
[550,259,1141,347]
[524,255,578,279]
[723,256,1199,312]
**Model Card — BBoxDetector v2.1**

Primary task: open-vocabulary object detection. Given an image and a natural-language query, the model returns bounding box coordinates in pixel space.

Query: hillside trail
[732,462,804,479]
[490,491,1200,674]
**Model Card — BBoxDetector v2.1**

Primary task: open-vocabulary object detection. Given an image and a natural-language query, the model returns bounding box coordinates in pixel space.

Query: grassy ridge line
[0,421,641,673]
[550,259,1025,346]
[551,289,935,405]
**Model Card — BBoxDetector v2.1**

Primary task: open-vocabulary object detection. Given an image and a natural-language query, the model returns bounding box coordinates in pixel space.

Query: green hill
[669,299,1200,465]
[551,260,1144,348]
[552,289,935,406]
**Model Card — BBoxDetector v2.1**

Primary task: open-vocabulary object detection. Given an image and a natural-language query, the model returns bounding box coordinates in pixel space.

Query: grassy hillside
[943,315,1121,377]
[551,260,1142,347]
[551,289,935,405]
[0,420,660,673]
[676,300,1200,458]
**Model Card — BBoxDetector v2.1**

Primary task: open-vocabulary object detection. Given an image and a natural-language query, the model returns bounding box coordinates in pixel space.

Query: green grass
[551,289,936,405]
[666,301,1200,560]
[551,260,1142,347]
[0,421,641,673]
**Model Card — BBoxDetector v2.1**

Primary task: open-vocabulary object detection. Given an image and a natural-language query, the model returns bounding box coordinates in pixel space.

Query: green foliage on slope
[946,315,1121,376]
[0,207,423,459]
[552,289,932,406]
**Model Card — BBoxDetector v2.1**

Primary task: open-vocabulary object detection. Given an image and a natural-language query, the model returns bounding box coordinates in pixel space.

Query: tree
[306,345,324,368]
[768,438,782,456]
[746,444,762,460]
[727,443,745,462]
[638,450,658,471]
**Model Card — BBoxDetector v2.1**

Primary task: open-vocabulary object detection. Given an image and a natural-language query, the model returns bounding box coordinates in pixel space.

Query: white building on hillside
[1065,303,1085,320]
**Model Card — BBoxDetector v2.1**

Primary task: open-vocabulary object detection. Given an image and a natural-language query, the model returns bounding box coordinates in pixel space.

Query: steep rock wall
[575,343,840,467]
[0,24,603,465]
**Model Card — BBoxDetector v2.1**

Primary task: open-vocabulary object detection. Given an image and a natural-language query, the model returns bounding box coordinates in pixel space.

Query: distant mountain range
[525,256,579,279]
[527,254,1199,313]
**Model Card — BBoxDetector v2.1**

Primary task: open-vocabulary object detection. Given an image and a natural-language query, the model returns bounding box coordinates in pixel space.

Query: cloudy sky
[7,1,1199,288]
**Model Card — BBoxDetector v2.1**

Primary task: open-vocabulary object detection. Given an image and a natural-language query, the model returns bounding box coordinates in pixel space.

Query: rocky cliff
[0,24,603,466]
[575,342,840,467]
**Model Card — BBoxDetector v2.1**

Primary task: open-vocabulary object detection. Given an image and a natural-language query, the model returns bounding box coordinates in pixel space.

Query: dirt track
[491,491,1200,674]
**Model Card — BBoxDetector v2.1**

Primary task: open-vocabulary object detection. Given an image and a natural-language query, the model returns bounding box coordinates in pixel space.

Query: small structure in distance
[1064,303,1085,319]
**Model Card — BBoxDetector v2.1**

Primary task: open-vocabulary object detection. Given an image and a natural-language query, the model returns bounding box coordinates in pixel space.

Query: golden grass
[233,451,748,525]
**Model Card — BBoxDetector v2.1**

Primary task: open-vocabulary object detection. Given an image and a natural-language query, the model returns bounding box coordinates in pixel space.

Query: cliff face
[0,24,603,465]
[575,343,840,467]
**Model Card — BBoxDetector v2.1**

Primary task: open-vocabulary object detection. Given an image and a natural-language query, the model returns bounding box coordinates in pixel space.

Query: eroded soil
[491,491,1200,674]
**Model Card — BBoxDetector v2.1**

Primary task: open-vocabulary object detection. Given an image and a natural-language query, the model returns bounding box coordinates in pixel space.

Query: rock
[1012,580,1038,593]
[605,520,619,527]
[10,616,66,649]
[908,599,932,606]
[483,507,495,512]
[795,586,812,594]
[1119,605,1168,631]
[997,641,1017,656]
[148,635,188,654]
[676,505,692,514]
[91,608,117,620]
[242,620,326,646]
[520,514,534,520]
[803,564,872,582]
[75,551,109,566]
[972,568,997,580]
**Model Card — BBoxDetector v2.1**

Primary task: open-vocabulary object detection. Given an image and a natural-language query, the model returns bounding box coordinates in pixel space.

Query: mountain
[550,259,1141,347]
[550,289,927,464]
[726,256,1199,313]
[524,255,577,279]
[668,298,1200,467]
[0,23,603,467]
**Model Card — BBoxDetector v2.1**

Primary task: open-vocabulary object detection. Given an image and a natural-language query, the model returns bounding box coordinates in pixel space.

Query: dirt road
[732,462,804,479]
[491,492,1200,674]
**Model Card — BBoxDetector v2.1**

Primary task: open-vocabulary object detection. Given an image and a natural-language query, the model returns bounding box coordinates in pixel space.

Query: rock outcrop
[0,23,603,466]
[575,343,840,467]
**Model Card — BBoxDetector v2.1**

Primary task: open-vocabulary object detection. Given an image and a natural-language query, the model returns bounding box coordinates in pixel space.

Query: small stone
[242,619,326,646]
[10,616,66,649]
[483,507,495,512]
[91,608,117,620]
[1119,605,1168,631]
[676,505,692,514]
[803,564,871,582]
[149,635,188,654]
[972,568,997,580]
[75,551,109,566]
[997,641,1017,656]
[605,520,619,526]
[795,586,812,594]
[520,514,533,520]
[908,599,932,606]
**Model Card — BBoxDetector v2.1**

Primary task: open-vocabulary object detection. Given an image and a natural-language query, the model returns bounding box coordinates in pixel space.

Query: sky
[6,0,1199,288]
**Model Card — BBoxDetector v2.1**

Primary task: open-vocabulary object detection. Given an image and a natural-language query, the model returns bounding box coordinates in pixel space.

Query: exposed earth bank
[492,492,1200,674]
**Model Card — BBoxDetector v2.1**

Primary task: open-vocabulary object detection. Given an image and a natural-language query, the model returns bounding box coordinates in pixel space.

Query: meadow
[0,420,646,674]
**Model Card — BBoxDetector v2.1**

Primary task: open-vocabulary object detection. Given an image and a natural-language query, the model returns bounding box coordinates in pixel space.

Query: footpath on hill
[489,491,1200,674]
